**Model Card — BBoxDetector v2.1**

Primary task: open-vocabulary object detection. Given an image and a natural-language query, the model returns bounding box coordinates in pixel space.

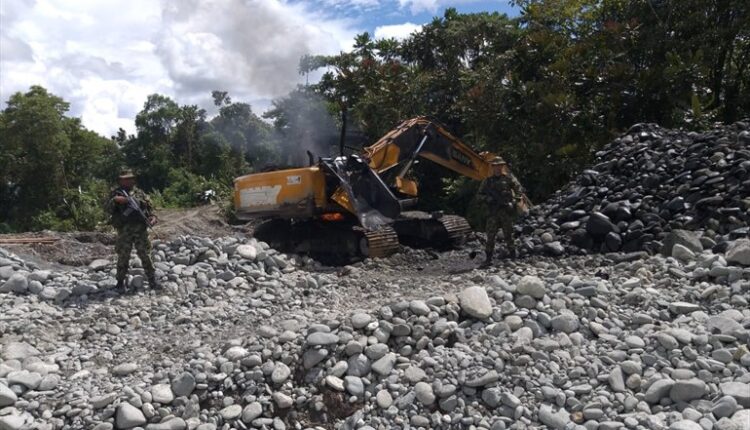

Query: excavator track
[252,219,399,265]
[359,226,400,259]
[437,214,472,248]
[392,211,472,250]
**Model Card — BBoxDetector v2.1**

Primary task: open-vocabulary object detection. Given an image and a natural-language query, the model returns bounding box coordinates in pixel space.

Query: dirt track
[0,205,244,268]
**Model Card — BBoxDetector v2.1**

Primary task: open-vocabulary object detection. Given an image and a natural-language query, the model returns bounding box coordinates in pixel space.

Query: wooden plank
[0,240,59,243]
[0,238,59,244]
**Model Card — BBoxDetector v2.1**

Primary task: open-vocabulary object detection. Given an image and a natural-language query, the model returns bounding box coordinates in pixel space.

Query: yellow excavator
[233,116,528,263]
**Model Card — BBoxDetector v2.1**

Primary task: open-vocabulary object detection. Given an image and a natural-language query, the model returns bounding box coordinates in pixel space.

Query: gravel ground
[1,234,748,430]
[1,122,749,430]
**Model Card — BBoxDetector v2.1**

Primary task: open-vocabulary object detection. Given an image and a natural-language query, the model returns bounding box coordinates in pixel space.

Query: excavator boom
[359,116,531,250]
[364,116,496,182]
[362,116,531,212]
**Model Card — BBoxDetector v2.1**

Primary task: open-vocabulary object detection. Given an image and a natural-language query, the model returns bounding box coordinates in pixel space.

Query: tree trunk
[339,107,348,156]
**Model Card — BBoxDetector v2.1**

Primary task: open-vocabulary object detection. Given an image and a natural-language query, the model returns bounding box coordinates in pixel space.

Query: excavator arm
[362,116,531,212]
[364,117,496,181]
[363,116,500,184]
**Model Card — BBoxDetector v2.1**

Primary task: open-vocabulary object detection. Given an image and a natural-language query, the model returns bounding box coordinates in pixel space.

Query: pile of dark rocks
[518,121,750,256]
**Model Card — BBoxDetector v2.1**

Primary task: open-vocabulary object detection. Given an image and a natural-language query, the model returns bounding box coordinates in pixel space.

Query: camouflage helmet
[118,169,135,180]
[490,156,507,165]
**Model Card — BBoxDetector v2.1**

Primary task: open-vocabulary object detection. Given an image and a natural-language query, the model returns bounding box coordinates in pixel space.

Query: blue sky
[309,0,518,31]
[0,0,517,135]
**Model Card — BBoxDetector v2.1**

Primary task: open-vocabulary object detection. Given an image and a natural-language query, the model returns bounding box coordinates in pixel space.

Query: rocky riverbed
[1,121,749,430]
[1,232,749,430]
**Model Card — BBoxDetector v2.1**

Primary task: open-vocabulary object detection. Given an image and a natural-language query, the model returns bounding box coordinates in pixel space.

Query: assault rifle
[116,189,155,228]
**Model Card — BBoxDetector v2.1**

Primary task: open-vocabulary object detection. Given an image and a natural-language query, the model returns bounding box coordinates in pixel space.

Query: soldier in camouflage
[478,158,525,267]
[105,170,159,291]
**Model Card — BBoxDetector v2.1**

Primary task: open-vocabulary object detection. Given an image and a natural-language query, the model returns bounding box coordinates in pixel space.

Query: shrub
[31,210,75,232]
[159,168,232,208]
[61,180,111,230]
[28,180,110,231]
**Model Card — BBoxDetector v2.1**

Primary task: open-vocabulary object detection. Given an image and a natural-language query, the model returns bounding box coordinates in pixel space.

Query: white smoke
[156,0,357,101]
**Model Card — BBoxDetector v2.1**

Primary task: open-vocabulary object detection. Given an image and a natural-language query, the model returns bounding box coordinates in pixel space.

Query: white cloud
[397,0,500,14]
[0,0,360,136]
[398,0,436,13]
[322,0,382,10]
[374,22,423,40]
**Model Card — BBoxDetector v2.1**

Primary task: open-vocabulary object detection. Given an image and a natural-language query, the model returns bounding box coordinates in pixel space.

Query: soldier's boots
[115,278,129,292]
[479,251,494,268]
[479,249,520,267]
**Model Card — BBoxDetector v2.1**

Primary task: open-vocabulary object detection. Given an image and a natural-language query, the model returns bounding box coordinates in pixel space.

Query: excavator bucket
[320,155,402,230]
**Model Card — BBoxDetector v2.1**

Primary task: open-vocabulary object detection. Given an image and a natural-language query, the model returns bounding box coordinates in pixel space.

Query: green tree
[122,91,262,204]
[301,33,392,151]
[303,3,750,205]
[0,86,122,230]
[208,92,276,169]
[0,86,72,226]
[194,132,246,181]
[66,120,122,183]
[172,104,206,170]
[122,94,180,190]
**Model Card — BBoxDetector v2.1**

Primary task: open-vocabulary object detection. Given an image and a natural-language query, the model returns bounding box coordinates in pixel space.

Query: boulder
[725,238,750,266]
[236,244,257,261]
[0,273,28,294]
[517,275,546,298]
[720,382,750,408]
[116,403,147,429]
[0,383,17,406]
[662,230,703,256]
[241,402,263,423]
[538,405,570,429]
[670,378,707,403]
[1,342,40,361]
[171,372,196,397]
[150,384,174,404]
[586,212,618,239]
[458,286,492,320]
[671,244,695,262]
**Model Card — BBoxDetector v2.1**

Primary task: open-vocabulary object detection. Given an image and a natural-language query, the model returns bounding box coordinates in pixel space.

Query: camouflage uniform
[478,174,523,262]
[105,187,156,287]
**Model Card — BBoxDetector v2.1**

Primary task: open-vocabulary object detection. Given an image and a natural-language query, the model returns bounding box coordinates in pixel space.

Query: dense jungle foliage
[1,1,748,231]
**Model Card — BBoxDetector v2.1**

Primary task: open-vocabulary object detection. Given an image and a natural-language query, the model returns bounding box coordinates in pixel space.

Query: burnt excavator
[233,116,529,263]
